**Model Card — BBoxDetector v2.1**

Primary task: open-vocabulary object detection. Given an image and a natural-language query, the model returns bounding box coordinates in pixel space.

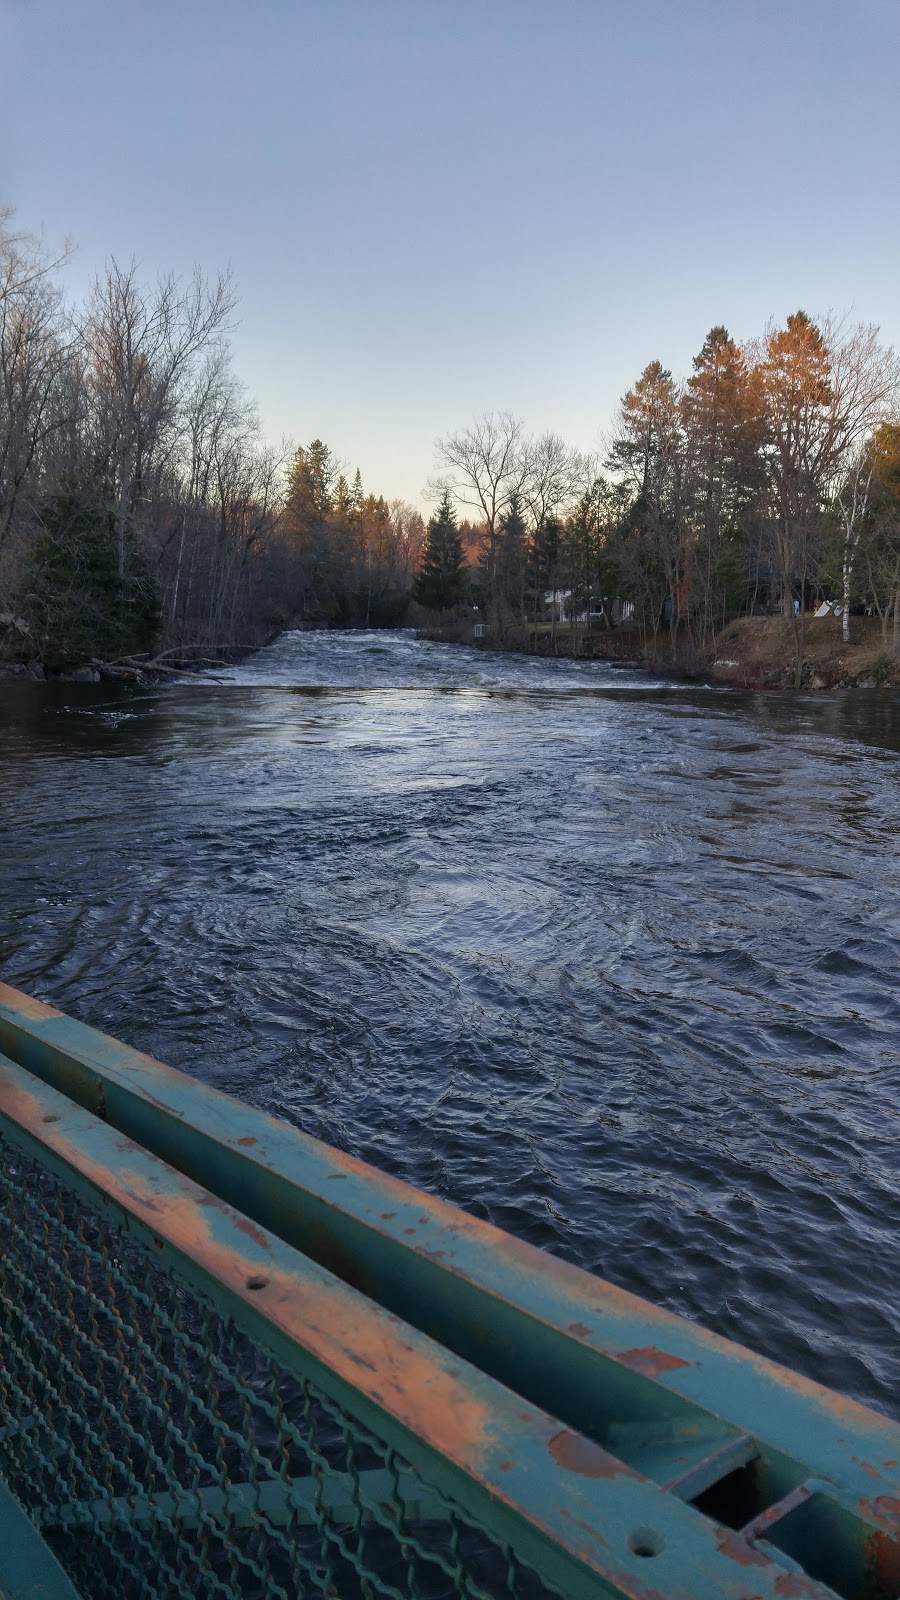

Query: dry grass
[709,615,900,688]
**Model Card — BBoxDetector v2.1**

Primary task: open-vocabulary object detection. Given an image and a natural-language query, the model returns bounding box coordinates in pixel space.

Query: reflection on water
[2,630,900,1416]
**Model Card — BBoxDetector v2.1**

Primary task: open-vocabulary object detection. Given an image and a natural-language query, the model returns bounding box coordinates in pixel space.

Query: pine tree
[528,513,562,618]
[412,491,466,611]
[333,474,350,521]
[28,483,159,667]
[496,491,527,622]
[349,469,364,527]
[285,440,335,536]
[682,326,761,642]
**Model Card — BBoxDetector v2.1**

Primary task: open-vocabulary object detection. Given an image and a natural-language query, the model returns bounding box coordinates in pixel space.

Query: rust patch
[858,1459,881,1478]
[742,1483,811,1544]
[866,1528,900,1595]
[616,1346,692,1377]
[190,1186,272,1251]
[0,984,60,1020]
[548,1429,623,1480]
[79,1172,494,1473]
[7,980,900,1588]
[232,1213,273,1251]
[774,1573,821,1597]
[236,1136,256,1147]
[867,1495,900,1533]
[713,1526,769,1569]
[379,1212,396,1220]
[568,1321,591,1337]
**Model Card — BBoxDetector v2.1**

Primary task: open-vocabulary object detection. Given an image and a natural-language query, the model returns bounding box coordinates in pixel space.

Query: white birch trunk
[838,463,873,646]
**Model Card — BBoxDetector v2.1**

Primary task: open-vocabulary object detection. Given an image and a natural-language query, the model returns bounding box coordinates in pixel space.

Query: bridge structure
[0,979,897,1600]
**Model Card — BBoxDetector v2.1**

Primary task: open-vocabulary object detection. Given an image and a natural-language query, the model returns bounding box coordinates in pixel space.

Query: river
[2,629,899,1417]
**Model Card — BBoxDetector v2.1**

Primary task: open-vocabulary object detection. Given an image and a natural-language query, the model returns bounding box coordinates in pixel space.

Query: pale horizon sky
[3,0,899,511]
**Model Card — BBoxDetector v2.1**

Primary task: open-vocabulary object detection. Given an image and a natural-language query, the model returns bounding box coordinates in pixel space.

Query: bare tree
[751,313,898,678]
[82,259,236,579]
[862,423,900,654]
[835,446,874,644]
[0,211,73,558]
[387,499,426,588]
[827,323,900,642]
[431,412,526,616]
[155,349,290,645]
[521,431,584,531]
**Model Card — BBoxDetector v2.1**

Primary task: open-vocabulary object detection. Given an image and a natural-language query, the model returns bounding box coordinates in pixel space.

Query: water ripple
[2,632,900,1416]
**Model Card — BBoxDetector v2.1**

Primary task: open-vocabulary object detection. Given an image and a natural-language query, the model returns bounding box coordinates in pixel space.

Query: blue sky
[3,0,898,508]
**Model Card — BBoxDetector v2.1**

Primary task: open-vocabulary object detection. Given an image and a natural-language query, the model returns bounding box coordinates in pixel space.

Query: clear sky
[3,0,898,509]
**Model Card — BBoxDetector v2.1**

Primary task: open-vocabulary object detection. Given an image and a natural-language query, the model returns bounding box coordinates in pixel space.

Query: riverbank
[0,642,273,686]
[705,615,900,689]
[420,616,900,689]
[420,619,649,663]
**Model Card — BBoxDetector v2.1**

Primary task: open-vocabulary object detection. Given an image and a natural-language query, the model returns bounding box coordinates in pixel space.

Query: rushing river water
[2,630,900,1417]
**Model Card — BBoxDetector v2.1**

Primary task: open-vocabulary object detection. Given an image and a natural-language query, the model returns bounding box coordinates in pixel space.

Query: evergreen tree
[528,513,562,610]
[563,483,604,624]
[681,326,763,642]
[333,474,350,521]
[413,491,466,611]
[496,491,527,620]
[284,439,340,620]
[348,468,364,527]
[27,483,159,666]
[285,439,336,535]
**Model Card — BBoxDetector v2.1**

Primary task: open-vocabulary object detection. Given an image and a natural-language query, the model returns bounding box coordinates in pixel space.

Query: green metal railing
[0,980,899,1600]
[0,1127,547,1600]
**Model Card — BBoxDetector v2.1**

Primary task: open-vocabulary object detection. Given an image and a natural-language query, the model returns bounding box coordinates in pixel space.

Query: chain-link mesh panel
[0,1132,563,1600]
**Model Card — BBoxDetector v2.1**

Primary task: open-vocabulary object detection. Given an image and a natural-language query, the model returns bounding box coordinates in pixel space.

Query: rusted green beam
[1,980,896,1549]
[0,1051,839,1600]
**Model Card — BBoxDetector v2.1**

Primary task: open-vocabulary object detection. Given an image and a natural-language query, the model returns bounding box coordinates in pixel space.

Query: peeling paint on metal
[713,1527,770,1569]
[2,984,900,1600]
[549,1431,628,1481]
[616,1349,693,1378]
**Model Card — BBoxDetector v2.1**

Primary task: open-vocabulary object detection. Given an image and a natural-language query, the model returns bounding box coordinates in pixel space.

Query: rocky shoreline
[0,643,266,686]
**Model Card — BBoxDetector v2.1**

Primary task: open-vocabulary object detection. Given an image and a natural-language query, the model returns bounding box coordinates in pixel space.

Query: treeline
[4,206,899,680]
[0,212,289,666]
[428,317,900,683]
[0,212,420,669]
[283,441,423,627]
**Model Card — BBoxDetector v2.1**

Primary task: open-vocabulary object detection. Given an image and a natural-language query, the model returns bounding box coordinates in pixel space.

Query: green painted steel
[0,983,898,1600]
[0,1479,83,1600]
